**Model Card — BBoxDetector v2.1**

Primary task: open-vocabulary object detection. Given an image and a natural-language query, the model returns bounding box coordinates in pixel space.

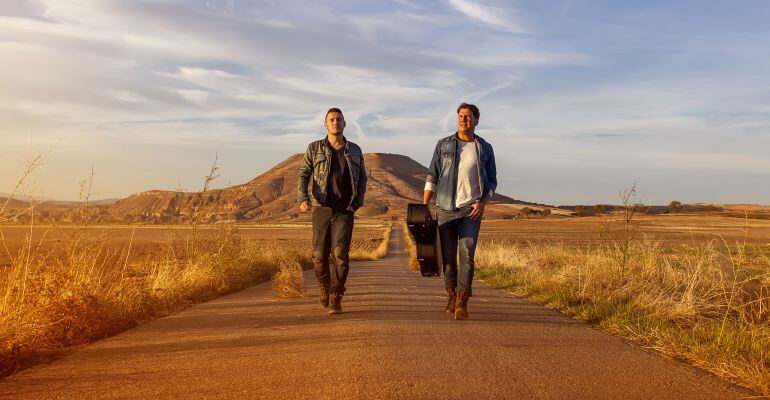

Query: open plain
[1,214,767,395]
[3,214,770,267]
[480,214,770,246]
[0,224,759,399]
[0,223,389,266]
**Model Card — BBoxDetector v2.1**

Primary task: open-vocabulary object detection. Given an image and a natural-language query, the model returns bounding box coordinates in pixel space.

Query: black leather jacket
[297,138,367,210]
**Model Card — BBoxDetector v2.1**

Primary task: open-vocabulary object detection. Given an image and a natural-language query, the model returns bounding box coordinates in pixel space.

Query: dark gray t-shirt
[325,139,352,211]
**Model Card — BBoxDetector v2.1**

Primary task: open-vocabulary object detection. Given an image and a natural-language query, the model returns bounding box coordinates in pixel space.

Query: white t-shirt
[424,138,493,208]
[454,140,481,208]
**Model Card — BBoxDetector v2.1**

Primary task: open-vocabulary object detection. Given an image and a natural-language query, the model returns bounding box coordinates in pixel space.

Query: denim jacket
[426,133,497,211]
[297,138,367,210]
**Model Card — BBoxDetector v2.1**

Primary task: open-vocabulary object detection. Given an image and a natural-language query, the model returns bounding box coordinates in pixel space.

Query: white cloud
[109,90,151,104]
[445,0,528,33]
[177,90,210,106]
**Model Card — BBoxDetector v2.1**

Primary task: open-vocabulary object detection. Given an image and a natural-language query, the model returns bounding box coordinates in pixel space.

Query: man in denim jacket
[423,103,497,320]
[297,108,367,315]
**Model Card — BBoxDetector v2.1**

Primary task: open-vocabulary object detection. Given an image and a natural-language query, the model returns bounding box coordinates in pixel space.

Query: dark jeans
[437,205,481,296]
[312,206,354,295]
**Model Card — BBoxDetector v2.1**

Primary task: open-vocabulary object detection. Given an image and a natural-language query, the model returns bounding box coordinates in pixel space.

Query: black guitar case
[406,203,442,277]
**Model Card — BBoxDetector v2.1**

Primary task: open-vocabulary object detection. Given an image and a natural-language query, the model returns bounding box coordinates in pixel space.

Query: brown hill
[1,197,29,209]
[107,153,519,222]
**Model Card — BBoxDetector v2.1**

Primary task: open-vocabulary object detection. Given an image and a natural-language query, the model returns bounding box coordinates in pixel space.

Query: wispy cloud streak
[446,0,528,33]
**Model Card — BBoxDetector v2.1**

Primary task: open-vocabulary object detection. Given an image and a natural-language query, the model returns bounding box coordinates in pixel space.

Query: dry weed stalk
[0,154,46,223]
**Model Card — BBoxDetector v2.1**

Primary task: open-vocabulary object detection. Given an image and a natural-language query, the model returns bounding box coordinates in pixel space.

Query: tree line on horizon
[557,202,725,217]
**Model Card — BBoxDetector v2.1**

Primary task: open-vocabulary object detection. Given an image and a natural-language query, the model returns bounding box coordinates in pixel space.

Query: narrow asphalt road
[0,224,757,399]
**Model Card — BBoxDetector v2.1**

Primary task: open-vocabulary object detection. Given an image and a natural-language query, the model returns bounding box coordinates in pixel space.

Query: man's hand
[299,201,311,212]
[346,205,356,213]
[469,201,485,220]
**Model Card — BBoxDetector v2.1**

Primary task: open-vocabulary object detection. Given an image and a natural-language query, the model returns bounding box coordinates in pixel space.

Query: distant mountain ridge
[0,192,119,206]
[4,159,769,223]
[106,153,520,222]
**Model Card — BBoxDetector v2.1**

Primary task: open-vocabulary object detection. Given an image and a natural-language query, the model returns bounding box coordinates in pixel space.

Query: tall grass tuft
[401,220,420,271]
[271,255,308,298]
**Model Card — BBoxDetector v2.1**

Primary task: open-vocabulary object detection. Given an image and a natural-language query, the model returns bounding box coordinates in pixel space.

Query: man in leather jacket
[297,108,367,314]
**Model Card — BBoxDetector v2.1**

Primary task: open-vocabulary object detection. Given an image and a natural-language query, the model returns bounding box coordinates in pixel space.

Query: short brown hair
[457,103,479,120]
[325,107,344,120]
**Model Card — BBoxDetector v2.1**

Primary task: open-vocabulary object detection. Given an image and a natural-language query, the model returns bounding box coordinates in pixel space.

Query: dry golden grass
[480,214,770,246]
[0,222,311,376]
[0,217,392,376]
[272,256,308,299]
[0,223,389,265]
[401,220,420,271]
[476,229,769,395]
[349,223,391,261]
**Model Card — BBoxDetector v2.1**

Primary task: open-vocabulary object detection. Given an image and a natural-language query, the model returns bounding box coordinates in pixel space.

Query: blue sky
[1,0,769,205]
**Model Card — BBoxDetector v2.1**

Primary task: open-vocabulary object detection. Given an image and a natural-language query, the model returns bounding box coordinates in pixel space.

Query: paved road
[0,225,757,399]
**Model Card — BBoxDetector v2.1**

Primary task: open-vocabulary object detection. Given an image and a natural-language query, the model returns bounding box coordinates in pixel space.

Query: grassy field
[0,221,391,377]
[0,223,389,266]
[473,214,769,395]
[480,214,770,245]
[4,211,769,393]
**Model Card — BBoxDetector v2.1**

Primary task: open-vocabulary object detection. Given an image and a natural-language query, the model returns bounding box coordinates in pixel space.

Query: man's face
[457,108,478,133]
[325,112,346,136]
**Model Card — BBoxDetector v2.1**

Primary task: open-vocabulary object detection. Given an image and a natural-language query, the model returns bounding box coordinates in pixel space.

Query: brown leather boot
[444,288,457,314]
[454,291,469,320]
[319,284,330,308]
[328,292,343,315]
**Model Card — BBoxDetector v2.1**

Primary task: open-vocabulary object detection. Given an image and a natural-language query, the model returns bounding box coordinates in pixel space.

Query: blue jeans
[437,205,481,296]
